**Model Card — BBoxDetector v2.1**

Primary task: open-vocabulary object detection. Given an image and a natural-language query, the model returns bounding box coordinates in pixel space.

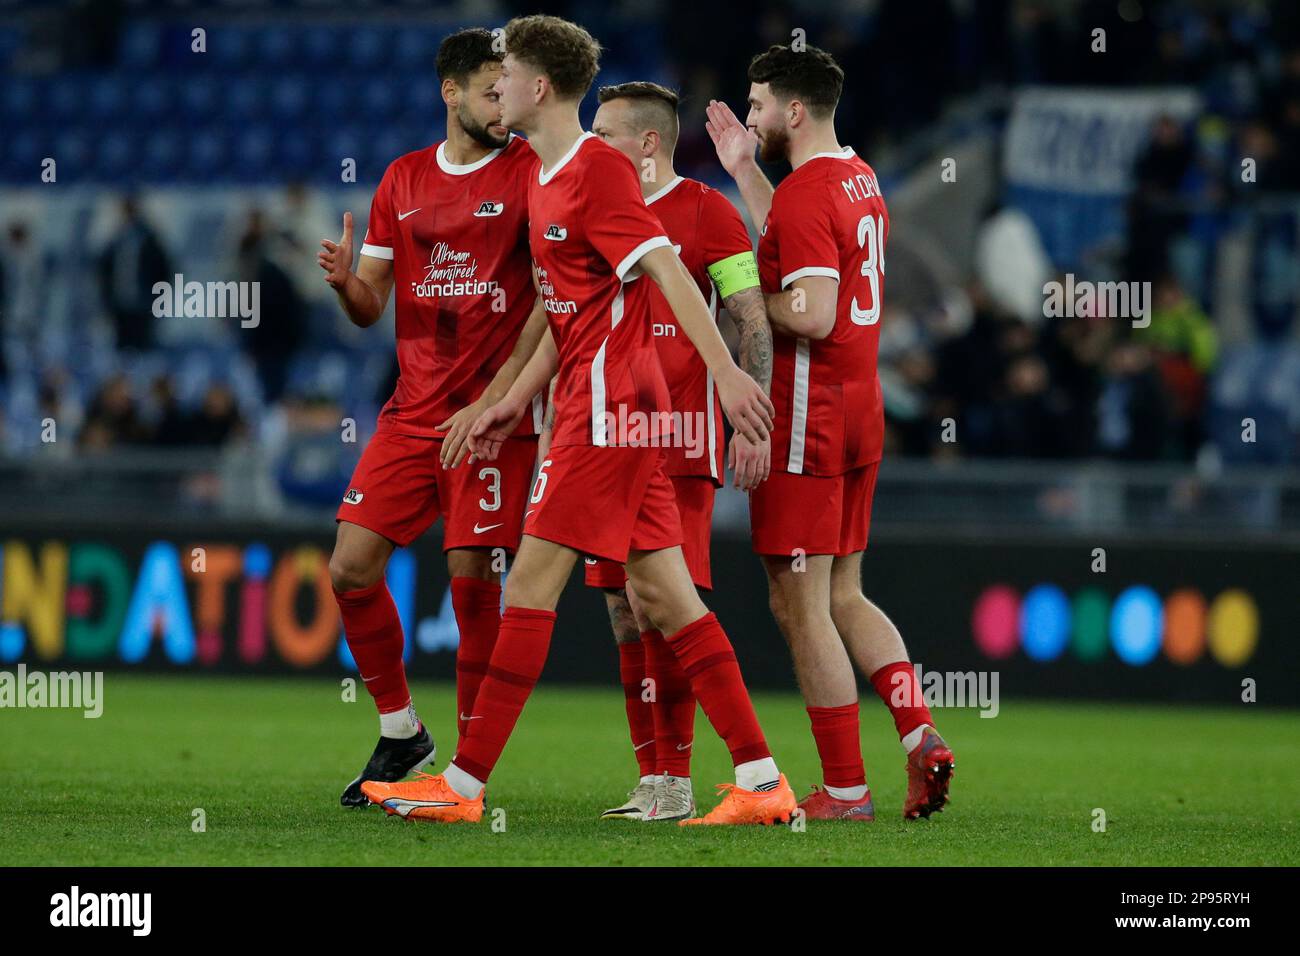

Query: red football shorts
[336,427,537,552]
[749,462,880,557]
[584,474,716,591]
[523,444,682,563]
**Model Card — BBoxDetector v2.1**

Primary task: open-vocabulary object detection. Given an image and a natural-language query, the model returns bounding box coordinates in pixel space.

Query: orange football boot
[679,773,797,826]
[361,771,484,823]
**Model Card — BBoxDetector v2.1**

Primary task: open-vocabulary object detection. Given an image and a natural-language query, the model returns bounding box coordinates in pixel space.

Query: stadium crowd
[1,0,1297,481]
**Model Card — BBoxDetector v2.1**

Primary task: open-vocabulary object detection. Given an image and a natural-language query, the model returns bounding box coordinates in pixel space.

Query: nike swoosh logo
[386,799,459,809]
[460,713,483,721]
[676,742,692,751]
[397,208,422,221]
[525,510,535,518]
[473,522,504,534]
[633,740,654,751]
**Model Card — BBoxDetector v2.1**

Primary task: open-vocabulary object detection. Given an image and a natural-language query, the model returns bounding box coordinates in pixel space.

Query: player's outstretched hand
[466,398,527,464]
[705,100,758,178]
[318,212,355,289]
[435,395,491,469]
[728,431,770,490]
[716,365,774,446]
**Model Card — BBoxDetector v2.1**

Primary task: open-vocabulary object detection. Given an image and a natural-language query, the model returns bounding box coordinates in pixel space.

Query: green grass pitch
[2,675,1296,866]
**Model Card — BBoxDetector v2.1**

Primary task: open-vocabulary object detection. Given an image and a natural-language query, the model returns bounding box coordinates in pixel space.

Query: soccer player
[361,14,796,826]
[318,28,548,807]
[585,82,773,822]
[705,44,955,820]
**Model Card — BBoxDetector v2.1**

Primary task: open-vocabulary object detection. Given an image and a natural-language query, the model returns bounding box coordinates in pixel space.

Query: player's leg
[597,583,660,820]
[625,580,697,822]
[445,548,500,752]
[440,436,537,753]
[830,551,954,819]
[331,431,441,807]
[637,473,713,821]
[361,534,578,822]
[331,521,436,806]
[762,553,874,821]
[624,545,795,825]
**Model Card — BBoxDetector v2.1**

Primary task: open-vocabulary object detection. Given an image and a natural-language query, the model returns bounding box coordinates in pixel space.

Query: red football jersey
[758,147,888,476]
[643,176,753,484]
[527,134,674,449]
[360,135,542,437]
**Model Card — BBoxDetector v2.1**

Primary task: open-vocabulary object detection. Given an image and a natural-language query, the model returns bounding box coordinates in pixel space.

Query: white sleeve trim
[781,266,839,290]
[615,235,673,281]
[360,243,394,260]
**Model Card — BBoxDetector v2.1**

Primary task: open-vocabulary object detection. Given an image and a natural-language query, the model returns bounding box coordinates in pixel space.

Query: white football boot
[646,775,695,822]
[600,778,657,820]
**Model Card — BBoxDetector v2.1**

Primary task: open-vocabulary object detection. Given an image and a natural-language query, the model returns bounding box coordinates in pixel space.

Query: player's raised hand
[715,365,774,445]
[318,211,355,289]
[728,431,770,490]
[705,100,758,177]
[466,398,527,464]
[435,395,491,470]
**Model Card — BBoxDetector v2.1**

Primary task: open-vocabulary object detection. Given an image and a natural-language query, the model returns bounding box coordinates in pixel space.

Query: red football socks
[450,576,502,750]
[618,640,657,777]
[806,703,867,788]
[453,606,556,783]
[664,613,769,767]
[869,661,934,743]
[642,628,695,777]
[335,579,410,716]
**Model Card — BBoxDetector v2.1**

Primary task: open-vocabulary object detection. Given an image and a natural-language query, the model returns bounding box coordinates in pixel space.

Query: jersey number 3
[851,213,885,326]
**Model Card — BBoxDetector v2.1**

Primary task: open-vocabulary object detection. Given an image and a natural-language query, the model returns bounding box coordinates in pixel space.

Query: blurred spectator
[96,197,174,351]
[146,375,191,447]
[270,182,341,312]
[1139,275,1218,456]
[188,383,246,447]
[1,221,46,375]
[1097,340,1171,460]
[79,373,147,450]
[235,210,307,401]
[1126,115,1193,283]
[36,368,83,459]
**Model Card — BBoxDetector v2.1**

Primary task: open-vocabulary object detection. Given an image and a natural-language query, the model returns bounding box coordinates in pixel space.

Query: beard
[459,105,509,150]
[758,126,790,164]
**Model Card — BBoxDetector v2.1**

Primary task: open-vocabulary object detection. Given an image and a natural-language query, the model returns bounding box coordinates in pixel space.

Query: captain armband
[706,251,760,299]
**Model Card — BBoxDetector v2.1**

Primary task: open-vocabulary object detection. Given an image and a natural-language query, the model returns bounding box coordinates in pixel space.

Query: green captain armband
[706,251,760,299]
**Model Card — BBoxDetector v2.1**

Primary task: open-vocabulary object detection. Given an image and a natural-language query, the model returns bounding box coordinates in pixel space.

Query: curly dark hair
[747,44,844,119]
[435,27,501,86]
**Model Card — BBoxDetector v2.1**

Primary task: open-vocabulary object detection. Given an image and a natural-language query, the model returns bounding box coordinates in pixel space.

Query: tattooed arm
[722,285,773,488]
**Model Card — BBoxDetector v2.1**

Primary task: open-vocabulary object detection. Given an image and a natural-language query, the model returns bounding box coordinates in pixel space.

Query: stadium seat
[118,21,162,69]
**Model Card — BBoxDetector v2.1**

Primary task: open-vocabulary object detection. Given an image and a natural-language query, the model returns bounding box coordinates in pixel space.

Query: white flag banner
[1004,87,1202,196]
